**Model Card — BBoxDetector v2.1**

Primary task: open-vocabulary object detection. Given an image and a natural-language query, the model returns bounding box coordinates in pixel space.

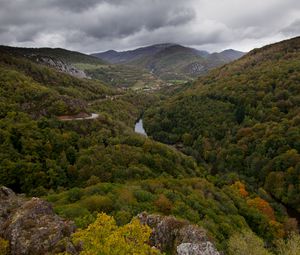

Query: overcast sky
[0,0,299,53]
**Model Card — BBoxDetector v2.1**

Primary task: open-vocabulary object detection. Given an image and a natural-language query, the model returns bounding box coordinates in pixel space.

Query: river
[134,119,147,136]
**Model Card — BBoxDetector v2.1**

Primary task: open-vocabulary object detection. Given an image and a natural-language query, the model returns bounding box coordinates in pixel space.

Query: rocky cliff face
[35,56,88,79]
[0,187,77,255]
[138,212,220,255]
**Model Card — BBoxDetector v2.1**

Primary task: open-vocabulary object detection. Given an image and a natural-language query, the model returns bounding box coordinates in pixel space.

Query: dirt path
[88,94,125,106]
[58,113,99,121]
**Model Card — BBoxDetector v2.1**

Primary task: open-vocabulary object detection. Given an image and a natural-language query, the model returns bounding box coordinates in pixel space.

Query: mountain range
[0,43,245,88]
[92,43,245,81]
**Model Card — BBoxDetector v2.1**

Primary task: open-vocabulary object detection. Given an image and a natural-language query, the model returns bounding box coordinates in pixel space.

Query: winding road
[58,113,99,121]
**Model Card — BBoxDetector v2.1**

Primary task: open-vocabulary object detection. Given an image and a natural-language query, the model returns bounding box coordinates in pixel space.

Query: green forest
[144,36,300,213]
[0,38,299,254]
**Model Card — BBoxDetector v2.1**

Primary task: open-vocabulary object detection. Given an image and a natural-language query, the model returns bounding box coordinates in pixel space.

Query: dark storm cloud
[49,0,128,12]
[0,0,299,52]
[83,1,195,40]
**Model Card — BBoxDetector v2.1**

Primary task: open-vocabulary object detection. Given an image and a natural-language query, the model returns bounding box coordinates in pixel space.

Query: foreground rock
[0,186,77,255]
[138,212,220,255]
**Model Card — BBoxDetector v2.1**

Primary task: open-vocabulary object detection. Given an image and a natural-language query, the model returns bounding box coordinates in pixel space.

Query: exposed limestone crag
[0,186,77,255]
[138,212,220,255]
[36,56,88,78]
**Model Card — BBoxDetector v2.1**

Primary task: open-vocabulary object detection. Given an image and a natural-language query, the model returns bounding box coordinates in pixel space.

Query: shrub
[0,238,9,255]
[58,204,90,219]
[72,213,162,255]
[114,210,132,225]
[227,230,272,255]
[134,190,155,202]
[86,175,101,186]
[81,195,114,213]
[74,213,97,229]
[276,232,300,255]
[154,194,173,214]
[86,183,115,196]
[67,187,83,202]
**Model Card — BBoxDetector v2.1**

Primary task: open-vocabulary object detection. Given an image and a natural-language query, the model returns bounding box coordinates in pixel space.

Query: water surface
[134,119,147,136]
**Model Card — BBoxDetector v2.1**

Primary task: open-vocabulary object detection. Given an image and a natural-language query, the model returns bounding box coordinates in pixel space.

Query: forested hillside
[144,37,300,213]
[0,39,299,254]
[0,45,164,90]
[0,49,199,195]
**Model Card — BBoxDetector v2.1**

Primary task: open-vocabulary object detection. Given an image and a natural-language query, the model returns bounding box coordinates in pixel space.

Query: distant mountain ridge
[91,43,223,64]
[92,43,179,64]
[92,43,245,81]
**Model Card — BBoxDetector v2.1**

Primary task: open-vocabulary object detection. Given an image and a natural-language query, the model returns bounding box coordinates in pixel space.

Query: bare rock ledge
[0,186,77,255]
[137,212,220,255]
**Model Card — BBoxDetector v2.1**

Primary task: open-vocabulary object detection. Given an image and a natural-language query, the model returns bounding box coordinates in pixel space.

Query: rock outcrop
[36,56,88,78]
[0,186,77,255]
[138,212,220,255]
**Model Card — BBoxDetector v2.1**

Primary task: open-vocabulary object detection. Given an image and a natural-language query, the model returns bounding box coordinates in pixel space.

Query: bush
[86,183,115,196]
[74,213,97,229]
[58,204,90,219]
[86,175,101,186]
[154,194,173,214]
[67,187,83,202]
[227,230,271,255]
[81,195,114,213]
[0,238,9,255]
[276,232,300,255]
[134,190,155,202]
[72,213,162,255]
[114,210,132,225]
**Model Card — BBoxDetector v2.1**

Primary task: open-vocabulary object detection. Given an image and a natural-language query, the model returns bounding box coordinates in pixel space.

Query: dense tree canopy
[0,39,299,254]
[144,37,300,212]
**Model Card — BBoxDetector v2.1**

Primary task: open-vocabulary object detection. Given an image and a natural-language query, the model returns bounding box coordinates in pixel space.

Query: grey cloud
[0,0,299,53]
[0,27,8,34]
[78,0,196,40]
[281,19,300,35]
[49,0,103,12]
[48,0,143,12]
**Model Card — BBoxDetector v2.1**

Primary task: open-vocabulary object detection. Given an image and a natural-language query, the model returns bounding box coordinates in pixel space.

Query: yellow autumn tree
[0,238,9,255]
[72,213,162,255]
